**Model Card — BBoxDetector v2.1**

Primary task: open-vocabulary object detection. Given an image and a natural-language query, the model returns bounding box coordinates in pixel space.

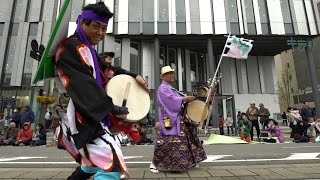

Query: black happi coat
[55,34,113,149]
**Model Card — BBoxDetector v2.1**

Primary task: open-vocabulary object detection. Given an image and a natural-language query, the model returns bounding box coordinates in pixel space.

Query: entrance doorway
[206,95,237,133]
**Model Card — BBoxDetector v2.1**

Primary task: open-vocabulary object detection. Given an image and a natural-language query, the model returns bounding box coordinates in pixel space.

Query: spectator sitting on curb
[265,119,285,143]
[30,123,47,146]
[0,122,18,146]
[238,113,252,143]
[14,122,33,146]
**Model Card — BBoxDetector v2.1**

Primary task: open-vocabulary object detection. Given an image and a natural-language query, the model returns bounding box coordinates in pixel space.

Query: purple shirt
[157,81,183,135]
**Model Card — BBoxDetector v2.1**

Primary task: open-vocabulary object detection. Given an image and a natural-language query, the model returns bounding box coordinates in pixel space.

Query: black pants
[219,127,224,135]
[250,120,260,140]
[282,119,288,126]
[227,126,234,135]
[45,120,52,129]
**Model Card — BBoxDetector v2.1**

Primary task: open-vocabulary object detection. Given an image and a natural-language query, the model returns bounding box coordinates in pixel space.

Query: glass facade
[228,0,240,34]
[130,42,140,73]
[143,0,154,34]
[3,23,19,86]
[0,23,4,52]
[158,0,169,34]
[280,0,294,34]
[244,0,256,34]
[22,23,38,86]
[14,0,24,21]
[176,0,186,34]
[114,39,122,67]
[168,48,178,88]
[258,0,270,34]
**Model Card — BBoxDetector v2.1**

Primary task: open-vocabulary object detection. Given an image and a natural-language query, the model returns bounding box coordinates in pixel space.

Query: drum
[196,86,209,98]
[186,100,208,123]
[106,75,150,123]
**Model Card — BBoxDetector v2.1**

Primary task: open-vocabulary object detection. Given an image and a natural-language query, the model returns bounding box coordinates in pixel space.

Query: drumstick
[122,82,131,107]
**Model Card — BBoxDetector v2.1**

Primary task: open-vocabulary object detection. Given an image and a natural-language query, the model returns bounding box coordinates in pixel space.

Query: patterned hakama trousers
[153,119,207,172]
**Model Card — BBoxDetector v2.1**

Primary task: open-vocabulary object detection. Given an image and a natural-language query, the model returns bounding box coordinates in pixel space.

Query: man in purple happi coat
[150,66,207,173]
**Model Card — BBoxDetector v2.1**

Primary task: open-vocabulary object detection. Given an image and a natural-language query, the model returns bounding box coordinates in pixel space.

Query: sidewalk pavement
[1,163,320,179]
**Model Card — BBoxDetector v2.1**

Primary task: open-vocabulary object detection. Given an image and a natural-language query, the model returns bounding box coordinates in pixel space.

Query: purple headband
[75,10,111,127]
[78,10,109,24]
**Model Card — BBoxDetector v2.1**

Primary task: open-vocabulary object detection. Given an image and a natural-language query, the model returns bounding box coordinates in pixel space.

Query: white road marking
[284,153,320,160]
[283,146,320,149]
[203,155,233,162]
[0,153,319,164]
[0,157,46,162]
[124,156,143,160]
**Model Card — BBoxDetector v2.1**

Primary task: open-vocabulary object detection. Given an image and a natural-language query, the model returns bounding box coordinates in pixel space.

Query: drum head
[187,100,208,123]
[197,87,208,97]
[107,75,150,122]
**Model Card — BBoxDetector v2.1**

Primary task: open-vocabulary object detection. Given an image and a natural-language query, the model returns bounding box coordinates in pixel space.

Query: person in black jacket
[30,123,46,146]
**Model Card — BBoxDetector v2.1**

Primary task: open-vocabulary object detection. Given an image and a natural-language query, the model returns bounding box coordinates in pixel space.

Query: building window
[280,0,294,34]
[190,52,198,82]
[0,23,4,48]
[228,0,240,34]
[168,48,178,88]
[143,0,154,34]
[176,0,186,34]
[244,0,256,34]
[71,0,83,22]
[129,0,142,34]
[158,0,169,34]
[130,42,140,74]
[14,0,24,21]
[22,23,38,86]
[3,23,19,86]
[114,39,121,67]
[160,47,166,67]
[258,0,270,34]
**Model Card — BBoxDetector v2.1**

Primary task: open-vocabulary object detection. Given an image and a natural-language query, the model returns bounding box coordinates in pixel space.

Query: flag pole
[203,33,231,133]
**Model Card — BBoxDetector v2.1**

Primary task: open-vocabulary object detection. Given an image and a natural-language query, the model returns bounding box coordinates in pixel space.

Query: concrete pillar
[154,38,160,120]
[306,40,320,117]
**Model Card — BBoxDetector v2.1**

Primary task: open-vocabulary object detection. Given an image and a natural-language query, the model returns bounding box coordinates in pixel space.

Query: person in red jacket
[14,122,33,146]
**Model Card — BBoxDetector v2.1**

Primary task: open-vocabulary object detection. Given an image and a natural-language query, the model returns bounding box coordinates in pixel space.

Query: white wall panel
[154,0,158,34]
[292,0,309,35]
[121,38,130,70]
[239,59,249,93]
[212,0,227,34]
[266,0,285,34]
[84,0,96,5]
[11,23,29,86]
[185,49,191,92]
[312,0,320,34]
[28,0,42,22]
[252,0,262,34]
[236,0,244,34]
[199,0,213,34]
[0,1,13,21]
[234,94,280,116]
[42,0,55,22]
[104,0,114,34]
[142,43,154,88]
[177,48,183,91]
[169,0,176,34]
[67,22,77,37]
[104,34,115,52]
[185,0,191,34]
[305,0,317,35]
[0,23,10,77]
[117,0,128,34]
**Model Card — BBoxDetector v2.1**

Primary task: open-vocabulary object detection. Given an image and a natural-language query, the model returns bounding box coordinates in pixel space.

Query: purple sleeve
[158,85,183,114]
